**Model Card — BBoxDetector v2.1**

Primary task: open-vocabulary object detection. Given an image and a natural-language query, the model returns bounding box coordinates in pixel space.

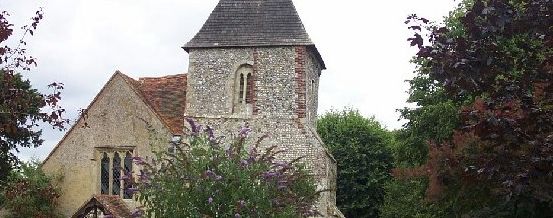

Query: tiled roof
[138,74,187,134]
[120,73,187,135]
[183,0,326,69]
[184,0,313,49]
[72,195,132,218]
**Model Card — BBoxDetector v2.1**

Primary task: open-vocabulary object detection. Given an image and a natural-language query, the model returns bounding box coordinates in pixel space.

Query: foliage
[397,0,553,216]
[317,109,394,218]
[0,9,67,184]
[380,178,449,218]
[131,119,320,217]
[2,161,62,218]
[382,4,470,208]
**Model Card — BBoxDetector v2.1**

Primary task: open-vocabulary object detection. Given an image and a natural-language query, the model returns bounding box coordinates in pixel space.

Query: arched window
[246,71,253,103]
[112,152,121,195]
[123,151,133,199]
[100,153,110,194]
[239,73,245,103]
[234,64,254,113]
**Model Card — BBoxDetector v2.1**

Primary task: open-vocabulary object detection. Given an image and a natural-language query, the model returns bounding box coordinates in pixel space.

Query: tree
[0,9,67,185]
[131,119,320,217]
[396,0,553,216]
[2,160,62,218]
[317,109,394,217]
[380,3,473,216]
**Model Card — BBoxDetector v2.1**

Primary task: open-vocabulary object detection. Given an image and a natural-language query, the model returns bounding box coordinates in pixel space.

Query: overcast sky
[3,0,459,161]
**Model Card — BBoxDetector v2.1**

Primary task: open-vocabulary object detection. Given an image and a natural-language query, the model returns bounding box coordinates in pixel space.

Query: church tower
[183,0,342,216]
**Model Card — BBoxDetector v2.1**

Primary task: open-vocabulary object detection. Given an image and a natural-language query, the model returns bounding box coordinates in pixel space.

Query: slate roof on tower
[183,0,326,69]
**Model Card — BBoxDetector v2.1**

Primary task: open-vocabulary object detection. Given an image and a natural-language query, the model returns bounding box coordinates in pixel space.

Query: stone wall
[185,46,339,216]
[41,73,171,217]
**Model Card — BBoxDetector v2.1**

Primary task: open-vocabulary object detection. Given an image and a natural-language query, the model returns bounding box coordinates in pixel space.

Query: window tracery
[98,149,134,199]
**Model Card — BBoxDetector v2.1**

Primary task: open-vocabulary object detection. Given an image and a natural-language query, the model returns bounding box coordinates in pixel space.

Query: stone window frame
[233,63,254,114]
[95,147,135,199]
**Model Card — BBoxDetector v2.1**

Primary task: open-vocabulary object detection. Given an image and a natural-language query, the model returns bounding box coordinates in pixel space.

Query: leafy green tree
[2,161,62,218]
[393,0,553,216]
[317,109,393,218]
[1,9,67,185]
[380,4,468,214]
[131,119,320,217]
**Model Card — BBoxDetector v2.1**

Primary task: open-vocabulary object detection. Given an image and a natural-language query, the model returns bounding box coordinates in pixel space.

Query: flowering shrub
[131,119,319,217]
[2,161,62,218]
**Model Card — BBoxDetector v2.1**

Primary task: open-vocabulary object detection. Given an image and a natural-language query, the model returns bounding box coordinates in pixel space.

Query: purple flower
[240,159,249,168]
[120,174,129,180]
[205,169,215,177]
[186,117,201,135]
[215,175,223,181]
[262,171,278,180]
[138,170,151,183]
[239,126,252,138]
[225,146,233,157]
[248,147,257,157]
[131,208,144,218]
[238,200,245,208]
[235,213,241,218]
[126,187,139,195]
[132,157,146,165]
[208,197,213,204]
[206,125,215,141]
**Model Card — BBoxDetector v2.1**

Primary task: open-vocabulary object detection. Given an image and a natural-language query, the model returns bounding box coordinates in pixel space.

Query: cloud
[5,0,459,161]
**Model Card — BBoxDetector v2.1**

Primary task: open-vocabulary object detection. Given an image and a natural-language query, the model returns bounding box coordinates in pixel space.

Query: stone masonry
[185,46,341,217]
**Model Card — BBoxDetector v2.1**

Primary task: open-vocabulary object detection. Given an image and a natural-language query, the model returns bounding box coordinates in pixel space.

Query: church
[42,0,343,217]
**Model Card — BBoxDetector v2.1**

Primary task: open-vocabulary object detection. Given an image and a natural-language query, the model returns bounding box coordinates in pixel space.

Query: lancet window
[234,64,254,114]
[98,149,134,199]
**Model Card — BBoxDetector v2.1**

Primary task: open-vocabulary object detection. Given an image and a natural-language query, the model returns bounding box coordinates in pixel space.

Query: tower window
[234,64,254,113]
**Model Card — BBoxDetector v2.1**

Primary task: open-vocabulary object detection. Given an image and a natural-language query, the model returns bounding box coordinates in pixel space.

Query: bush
[2,161,62,218]
[131,119,320,217]
[317,109,394,217]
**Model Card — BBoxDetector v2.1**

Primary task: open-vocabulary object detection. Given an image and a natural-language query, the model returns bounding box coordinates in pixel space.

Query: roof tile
[184,0,326,69]
[137,74,187,134]
[121,73,187,134]
[184,0,313,48]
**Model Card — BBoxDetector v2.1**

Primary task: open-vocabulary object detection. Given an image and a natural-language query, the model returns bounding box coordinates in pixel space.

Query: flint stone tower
[183,0,342,216]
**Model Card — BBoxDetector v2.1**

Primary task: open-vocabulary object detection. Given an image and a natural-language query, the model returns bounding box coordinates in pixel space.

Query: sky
[2,0,459,161]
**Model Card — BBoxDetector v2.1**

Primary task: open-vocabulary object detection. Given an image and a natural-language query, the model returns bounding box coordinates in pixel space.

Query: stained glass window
[100,153,109,194]
[112,152,121,195]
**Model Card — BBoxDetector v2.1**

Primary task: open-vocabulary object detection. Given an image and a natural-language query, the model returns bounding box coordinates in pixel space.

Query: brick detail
[295,46,307,119]
[252,48,259,115]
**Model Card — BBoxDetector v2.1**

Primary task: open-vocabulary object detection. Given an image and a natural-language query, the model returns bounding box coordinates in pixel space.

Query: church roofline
[183,0,326,70]
[42,71,187,165]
